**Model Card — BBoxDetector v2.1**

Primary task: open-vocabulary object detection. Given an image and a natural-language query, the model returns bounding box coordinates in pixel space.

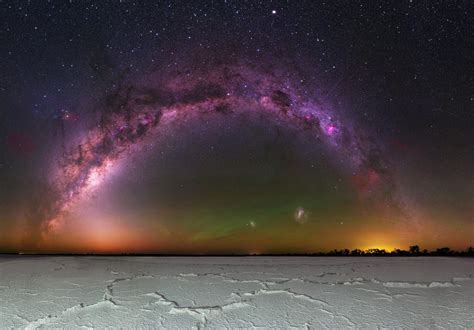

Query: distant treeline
[1,246,473,256]
[312,246,474,257]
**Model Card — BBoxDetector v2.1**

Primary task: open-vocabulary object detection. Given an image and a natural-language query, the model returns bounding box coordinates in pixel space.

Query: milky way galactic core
[43,63,401,237]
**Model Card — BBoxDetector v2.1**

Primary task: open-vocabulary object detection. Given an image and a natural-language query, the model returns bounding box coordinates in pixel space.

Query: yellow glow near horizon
[362,246,395,252]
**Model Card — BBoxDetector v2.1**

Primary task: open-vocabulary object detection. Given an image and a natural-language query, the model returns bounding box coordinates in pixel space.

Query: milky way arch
[38,62,399,238]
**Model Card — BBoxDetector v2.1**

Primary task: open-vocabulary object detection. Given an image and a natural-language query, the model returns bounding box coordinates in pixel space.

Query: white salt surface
[0,256,472,328]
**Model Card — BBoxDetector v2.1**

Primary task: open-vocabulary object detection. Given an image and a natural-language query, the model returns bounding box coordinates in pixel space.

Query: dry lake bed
[0,256,472,328]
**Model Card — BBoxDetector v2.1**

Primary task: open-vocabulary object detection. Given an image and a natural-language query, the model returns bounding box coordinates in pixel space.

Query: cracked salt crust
[0,257,472,328]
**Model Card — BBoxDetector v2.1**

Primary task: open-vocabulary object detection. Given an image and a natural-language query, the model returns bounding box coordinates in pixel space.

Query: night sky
[1,1,472,253]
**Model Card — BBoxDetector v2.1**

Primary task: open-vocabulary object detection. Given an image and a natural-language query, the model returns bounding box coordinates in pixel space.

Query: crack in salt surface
[183,271,465,291]
[104,273,154,304]
[242,288,330,306]
[237,289,354,327]
[145,291,252,325]
[24,300,118,329]
[143,282,335,327]
[371,278,461,288]
[24,272,153,328]
[319,307,357,327]
[176,271,349,289]
[177,272,271,289]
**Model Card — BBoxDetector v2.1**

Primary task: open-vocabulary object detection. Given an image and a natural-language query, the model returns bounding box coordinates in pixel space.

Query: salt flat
[0,256,472,329]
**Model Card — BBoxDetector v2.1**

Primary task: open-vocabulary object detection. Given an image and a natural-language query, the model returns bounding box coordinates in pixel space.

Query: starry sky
[0,1,472,254]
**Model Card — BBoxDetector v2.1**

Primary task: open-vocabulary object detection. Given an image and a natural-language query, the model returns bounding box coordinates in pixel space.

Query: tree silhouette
[409,245,420,255]
[435,247,451,256]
